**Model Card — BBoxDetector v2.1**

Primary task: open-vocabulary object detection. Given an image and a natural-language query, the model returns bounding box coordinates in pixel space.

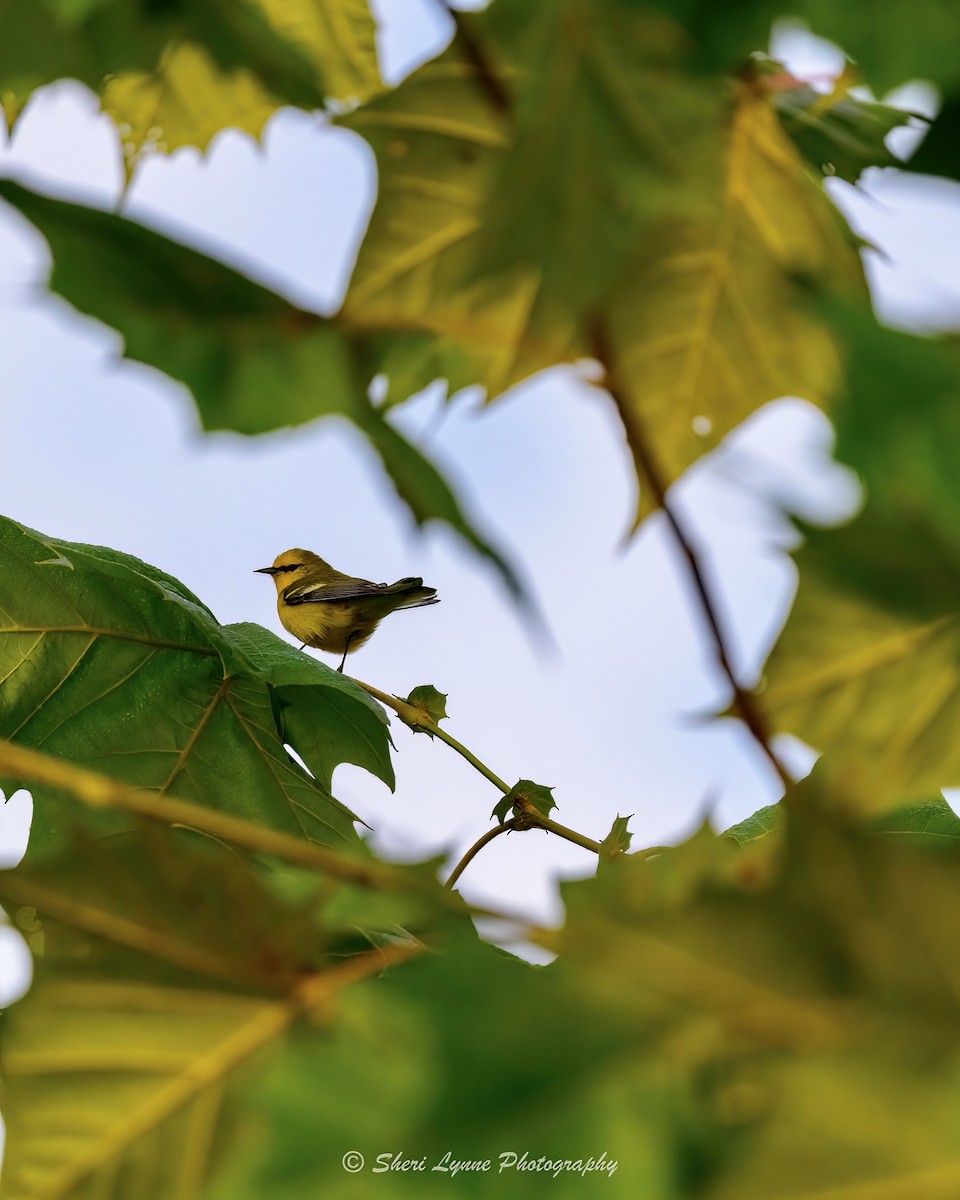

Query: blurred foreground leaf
[761,314,960,811]
[605,77,860,518]
[0,0,379,151]
[0,824,431,1200]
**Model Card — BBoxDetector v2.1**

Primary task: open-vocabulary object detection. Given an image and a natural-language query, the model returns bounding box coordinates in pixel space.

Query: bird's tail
[391,577,440,609]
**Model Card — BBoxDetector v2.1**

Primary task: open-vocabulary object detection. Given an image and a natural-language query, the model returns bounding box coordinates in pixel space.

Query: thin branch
[590,322,795,792]
[354,679,604,860]
[354,680,509,791]
[531,813,604,856]
[445,818,526,889]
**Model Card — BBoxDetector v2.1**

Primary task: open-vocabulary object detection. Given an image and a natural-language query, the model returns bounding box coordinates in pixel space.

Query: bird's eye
[279,564,301,572]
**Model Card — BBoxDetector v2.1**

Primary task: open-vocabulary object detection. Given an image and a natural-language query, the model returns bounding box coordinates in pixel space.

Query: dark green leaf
[0,180,526,602]
[773,74,913,182]
[905,93,960,182]
[0,179,357,435]
[492,778,556,823]
[223,622,395,792]
[468,0,722,311]
[354,403,528,603]
[0,0,378,131]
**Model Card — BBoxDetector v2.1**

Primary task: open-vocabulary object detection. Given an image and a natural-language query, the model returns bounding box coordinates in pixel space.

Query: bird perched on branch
[256,548,439,671]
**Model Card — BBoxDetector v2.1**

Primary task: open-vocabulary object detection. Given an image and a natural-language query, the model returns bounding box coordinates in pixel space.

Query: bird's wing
[283,578,389,605]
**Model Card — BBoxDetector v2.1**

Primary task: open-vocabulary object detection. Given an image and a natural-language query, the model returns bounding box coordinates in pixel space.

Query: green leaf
[404,684,448,726]
[725,796,960,852]
[103,0,381,171]
[905,93,960,183]
[723,803,781,846]
[650,0,960,92]
[773,71,913,183]
[222,622,395,792]
[0,179,358,435]
[0,0,379,142]
[492,778,556,823]
[0,515,369,854]
[874,796,960,847]
[760,312,960,811]
[605,76,862,519]
[599,813,633,860]
[467,0,722,312]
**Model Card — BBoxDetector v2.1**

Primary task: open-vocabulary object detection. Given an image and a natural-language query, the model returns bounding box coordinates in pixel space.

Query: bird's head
[254,548,327,592]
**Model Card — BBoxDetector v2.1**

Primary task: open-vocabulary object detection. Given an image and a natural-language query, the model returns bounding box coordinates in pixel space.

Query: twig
[445,818,527,889]
[355,680,510,790]
[354,680,604,861]
[590,322,795,792]
[530,813,603,855]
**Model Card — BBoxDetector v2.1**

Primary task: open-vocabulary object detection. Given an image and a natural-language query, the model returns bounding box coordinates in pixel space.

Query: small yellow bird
[256,548,439,671]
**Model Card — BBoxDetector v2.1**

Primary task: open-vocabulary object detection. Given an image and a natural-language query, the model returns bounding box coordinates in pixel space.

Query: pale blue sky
[1,6,959,1046]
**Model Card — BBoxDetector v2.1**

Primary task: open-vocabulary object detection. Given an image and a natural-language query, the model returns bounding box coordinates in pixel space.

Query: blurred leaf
[772,70,913,182]
[354,403,528,602]
[0,180,526,602]
[605,76,861,518]
[338,46,582,404]
[905,93,960,182]
[761,313,960,811]
[404,684,448,726]
[492,779,556,823]
[103,0,381,171]
[0,515,372,855]
[207,931,678,1200]
[468,0,722,311]
[0,823,426,1200]
[649,0,960,92]
[0,0,378,141]
[799,0,960,93]
[0,178,357,434]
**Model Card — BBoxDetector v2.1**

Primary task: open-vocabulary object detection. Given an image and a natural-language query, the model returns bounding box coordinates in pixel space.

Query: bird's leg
[337,634,354,673]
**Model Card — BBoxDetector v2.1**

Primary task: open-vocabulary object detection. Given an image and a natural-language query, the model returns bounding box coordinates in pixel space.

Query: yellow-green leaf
[103,0,381,171]
[339,49,581,404]
[607,78,861,519]
[761,314,960,812]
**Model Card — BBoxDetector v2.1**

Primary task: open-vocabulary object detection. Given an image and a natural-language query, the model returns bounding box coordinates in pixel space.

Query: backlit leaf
[605,76,861,518]
[761,313,960,811]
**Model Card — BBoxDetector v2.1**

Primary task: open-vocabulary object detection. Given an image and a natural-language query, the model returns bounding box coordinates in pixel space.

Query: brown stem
[590,322,794,792]
[434,0,511,114]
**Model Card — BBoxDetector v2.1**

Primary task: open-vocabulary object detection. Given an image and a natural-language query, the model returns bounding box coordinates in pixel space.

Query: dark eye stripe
[277,564,301,573]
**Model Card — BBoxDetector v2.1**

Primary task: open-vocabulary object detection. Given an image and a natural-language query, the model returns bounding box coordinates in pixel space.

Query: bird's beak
[254,567,277,575]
